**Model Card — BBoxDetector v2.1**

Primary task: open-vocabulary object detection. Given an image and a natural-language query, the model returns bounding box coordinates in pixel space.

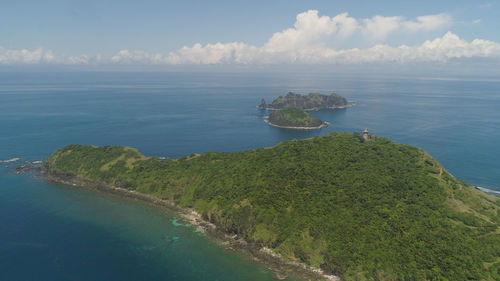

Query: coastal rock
[13,161,42,174]
[272,270,288,280]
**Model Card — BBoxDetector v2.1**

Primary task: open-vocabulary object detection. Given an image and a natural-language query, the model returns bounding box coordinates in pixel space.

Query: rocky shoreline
[265,118,329,130]
[41,166,339,281]
[1,158,43,174]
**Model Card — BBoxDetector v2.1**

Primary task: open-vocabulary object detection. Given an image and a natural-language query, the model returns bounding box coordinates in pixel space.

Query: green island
[259,92,351,111]
[43,133,500,281]
[266,106,328,129]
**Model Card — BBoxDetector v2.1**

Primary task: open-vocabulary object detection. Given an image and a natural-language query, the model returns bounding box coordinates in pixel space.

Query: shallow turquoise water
[1,72,499,280]
[0,171,285,281]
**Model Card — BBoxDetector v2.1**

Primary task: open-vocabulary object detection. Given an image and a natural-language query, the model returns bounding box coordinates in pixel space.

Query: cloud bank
[2,10,500,66]
[0,46,94,65]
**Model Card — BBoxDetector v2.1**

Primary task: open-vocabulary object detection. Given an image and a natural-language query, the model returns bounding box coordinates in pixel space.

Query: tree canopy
[45,133,500,280]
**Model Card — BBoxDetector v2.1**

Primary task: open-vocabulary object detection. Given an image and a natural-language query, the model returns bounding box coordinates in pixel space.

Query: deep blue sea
[1,71,499,280]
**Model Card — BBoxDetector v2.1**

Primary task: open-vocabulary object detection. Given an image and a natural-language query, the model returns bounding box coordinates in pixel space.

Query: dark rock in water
[272,270,288,280]
[259,92,351,111]
[164,235,180,244]
[14,161,42,174]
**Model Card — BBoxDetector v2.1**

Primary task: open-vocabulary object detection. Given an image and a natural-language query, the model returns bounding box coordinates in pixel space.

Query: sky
[1,0,499,70]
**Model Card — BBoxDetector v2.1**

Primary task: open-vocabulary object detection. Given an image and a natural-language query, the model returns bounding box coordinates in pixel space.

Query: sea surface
[1,71,499,280]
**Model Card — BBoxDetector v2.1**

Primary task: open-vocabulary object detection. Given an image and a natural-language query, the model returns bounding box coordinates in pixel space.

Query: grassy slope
[45,133,500,280]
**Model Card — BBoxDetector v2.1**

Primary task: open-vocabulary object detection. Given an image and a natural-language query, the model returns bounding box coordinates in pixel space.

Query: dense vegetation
[267,107,325,128]
[44,133,500,281]
[259,92,349,110]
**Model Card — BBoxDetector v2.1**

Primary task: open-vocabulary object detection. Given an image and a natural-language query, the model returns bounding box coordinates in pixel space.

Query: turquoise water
[1,72,500,280]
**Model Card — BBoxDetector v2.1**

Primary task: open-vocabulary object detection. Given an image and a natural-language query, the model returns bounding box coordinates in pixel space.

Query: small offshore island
[266,107,328,129]
[42,133,500,281]
[259,92,352,130]
[259,92,352,111]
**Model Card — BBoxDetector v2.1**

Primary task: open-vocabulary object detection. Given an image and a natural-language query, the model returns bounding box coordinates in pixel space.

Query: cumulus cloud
[361,13,452,41]
[111,50,163,64]
[263,10,358,52]
[323,32,500,64]
[404,13,453,32]
[156,32,500,65]
[361,16,402,41]
[107,10,467,65]
[166,42,259,64]
[154,10,496,65]
[0,47,48,64]
[0,46,91,65]
[2,10,500,66]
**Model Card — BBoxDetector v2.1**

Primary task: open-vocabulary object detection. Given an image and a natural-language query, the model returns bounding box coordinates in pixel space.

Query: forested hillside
[44,133,500,280]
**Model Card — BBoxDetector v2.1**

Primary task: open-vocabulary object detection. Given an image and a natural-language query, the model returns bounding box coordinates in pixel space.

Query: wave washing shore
[476,186,500,196]
[41,167,339,281]
[264,118,329,130]
[0,158,21,163]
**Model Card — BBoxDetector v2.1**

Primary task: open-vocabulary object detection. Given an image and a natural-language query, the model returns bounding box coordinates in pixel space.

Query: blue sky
[1,0,499,67]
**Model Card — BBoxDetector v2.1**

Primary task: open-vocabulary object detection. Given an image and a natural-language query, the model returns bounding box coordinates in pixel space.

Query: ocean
[1,71,499,280]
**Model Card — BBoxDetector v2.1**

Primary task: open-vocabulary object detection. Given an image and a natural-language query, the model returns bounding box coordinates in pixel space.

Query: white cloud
[155,10,464,65]
[263,10,358,52]
[320,32,500,64]
[0,47,47,64]
[2,10,499,66]
[65,54,91,65]
[165,42,259,64]
[361,16,403,41]
[156,10,496,65]
[0,46,91,65]
[403,13,452,32]
[158,31,500,65]
[361,13,452,41]
[111,50,155,64]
